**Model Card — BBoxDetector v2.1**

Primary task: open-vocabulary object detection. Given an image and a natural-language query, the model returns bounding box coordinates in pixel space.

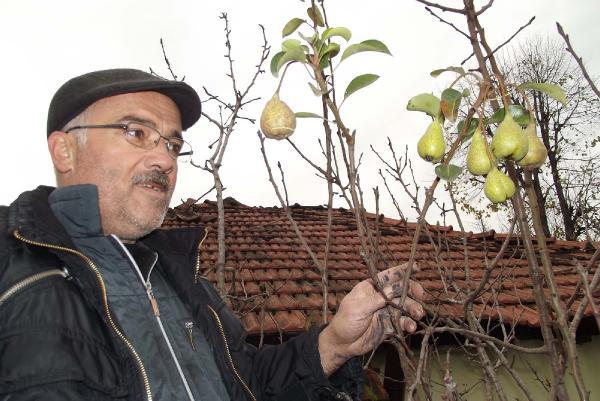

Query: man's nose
[145,139,177,173]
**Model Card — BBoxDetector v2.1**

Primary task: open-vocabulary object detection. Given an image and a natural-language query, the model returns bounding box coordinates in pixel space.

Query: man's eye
[125,128,147,140]
[169,141,183,154]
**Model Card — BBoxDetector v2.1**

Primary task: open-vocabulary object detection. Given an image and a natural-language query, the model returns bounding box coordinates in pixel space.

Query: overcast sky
[1,1,598,231]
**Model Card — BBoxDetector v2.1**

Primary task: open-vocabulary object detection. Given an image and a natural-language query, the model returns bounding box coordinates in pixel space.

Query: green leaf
[282,39,302,52]
[340,39,391,61]
[318,57,331,70]
[344,74,379,100]
[298,32,317,46]
[462,88,471,97]
[270,51,286,76]
[282,18,305,38]
[273,47,307,77]
[318,42,340,69]
[517,82,568,106]
[307,6,325,27]
[295,112,322,118]
[308,82,324,96]
[322,27,352,42]
[430,66,466,78]
[406,93,441,118]
[435,164,463,182]
[486,105,530,126]
[456,117,479,138]
[440,88,462,122]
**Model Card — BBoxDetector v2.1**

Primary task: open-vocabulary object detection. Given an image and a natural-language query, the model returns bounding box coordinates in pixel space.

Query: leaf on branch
[282,18,305,38]
[308,82,325,96]
[456,117,479,138]
[322,27,352,42]
[270,51,285,76]
[440,88,462,122]
[318,42,340,69]
[517,82,568,106]
[344,74,379,100]
[435,164,463,182]
[272,47,307,77]
[406,93,441,119]
[486,105,530,126]
[282,38,302,51]
[340,39,391,62]
[307,6,325,27]
[295,112,322,118]
[298,32,318,46]
[430,66,466,78]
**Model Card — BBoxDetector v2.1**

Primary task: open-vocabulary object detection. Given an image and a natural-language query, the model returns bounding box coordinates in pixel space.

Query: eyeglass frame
[64,121,193,160]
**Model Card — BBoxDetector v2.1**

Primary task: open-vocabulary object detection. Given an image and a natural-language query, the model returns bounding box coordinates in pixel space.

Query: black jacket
[0,186,362,401]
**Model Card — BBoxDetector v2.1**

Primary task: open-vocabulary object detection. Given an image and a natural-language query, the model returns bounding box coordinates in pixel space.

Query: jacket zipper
[13,230,153,401]
[113,236,196,401]
[194,228,209,283]
[0,268,69,307]
[207,305,257,401]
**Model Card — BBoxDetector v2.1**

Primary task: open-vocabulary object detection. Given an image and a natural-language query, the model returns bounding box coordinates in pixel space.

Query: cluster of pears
[465,111,548,203]
[260,93,297,140]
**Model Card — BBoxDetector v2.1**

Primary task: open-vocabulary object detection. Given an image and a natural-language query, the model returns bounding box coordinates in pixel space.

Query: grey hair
[61,109,90,148]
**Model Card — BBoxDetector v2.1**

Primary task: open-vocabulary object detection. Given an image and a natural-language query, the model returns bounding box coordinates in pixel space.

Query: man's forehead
[88,91,183,130]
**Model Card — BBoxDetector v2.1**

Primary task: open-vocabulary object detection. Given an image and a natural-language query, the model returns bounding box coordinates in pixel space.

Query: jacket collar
[8,185,75,248]
[8,185,205,264]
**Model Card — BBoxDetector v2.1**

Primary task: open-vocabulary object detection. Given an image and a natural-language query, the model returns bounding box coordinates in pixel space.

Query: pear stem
[275,62,293,95]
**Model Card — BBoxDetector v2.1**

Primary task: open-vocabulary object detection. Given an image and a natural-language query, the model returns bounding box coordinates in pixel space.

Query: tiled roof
[162,197,599,336]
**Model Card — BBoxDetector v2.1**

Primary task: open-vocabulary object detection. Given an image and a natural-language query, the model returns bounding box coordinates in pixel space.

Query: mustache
[132,170,171,192]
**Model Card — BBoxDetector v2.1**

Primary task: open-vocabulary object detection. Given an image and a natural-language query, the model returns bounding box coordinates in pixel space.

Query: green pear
[484,167,516,204]
[466,127,492,176]
[417,120,445,163]
[491,112,528,161]
[260,94,297,140]
[517,121,548,169]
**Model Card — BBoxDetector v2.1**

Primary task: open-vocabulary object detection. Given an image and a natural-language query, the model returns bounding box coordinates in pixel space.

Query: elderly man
[0,69,424,401]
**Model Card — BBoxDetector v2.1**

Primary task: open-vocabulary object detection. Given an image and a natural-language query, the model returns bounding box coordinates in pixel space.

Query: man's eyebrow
[119,115,183,139]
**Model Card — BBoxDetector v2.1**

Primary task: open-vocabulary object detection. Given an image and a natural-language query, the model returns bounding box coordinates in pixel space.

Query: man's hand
[318,263,425,376]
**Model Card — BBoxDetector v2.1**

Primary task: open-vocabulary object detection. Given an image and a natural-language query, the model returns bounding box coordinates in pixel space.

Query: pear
[417,120,445,163]
[491,112,528,161]
[517,121,548,169]
[466,127,493,176]
[484,167,516,204]
[260,94,297,140]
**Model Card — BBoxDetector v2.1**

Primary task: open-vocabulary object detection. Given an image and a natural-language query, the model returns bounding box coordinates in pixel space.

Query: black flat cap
[47,68,201,136]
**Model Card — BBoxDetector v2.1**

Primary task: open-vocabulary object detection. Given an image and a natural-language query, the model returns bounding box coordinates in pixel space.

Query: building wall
[414,335,600,400]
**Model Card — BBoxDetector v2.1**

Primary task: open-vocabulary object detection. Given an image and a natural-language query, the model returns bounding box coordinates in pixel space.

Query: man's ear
[47,131,76,174]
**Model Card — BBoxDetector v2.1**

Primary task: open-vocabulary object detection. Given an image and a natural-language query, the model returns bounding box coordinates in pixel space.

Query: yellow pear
[517,121,548,169]
[484,167,516,204]
[466,127,493,176]
[260,94,297,140]
[491,112,528,161]
[417,120,445,163]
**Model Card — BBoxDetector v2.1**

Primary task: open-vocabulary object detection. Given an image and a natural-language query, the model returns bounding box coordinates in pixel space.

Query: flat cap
[47,68,201,136]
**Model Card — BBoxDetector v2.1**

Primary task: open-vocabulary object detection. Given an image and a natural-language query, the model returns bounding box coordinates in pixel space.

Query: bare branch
[461,16,535,65]
[415,0,464,13]
[556,22,600,99]
[424,6,470,39]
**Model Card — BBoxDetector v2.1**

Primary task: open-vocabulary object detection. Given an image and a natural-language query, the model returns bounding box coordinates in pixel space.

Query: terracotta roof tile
[162,198,599,336]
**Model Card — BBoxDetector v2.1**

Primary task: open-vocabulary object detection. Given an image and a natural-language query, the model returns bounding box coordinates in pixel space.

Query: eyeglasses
[65,121,193,162]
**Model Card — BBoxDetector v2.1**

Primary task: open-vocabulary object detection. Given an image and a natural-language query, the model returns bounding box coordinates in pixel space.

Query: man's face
[68,91,182,240]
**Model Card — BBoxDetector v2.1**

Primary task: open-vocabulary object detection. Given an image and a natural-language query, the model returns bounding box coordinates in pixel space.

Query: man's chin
[111,206,169,240]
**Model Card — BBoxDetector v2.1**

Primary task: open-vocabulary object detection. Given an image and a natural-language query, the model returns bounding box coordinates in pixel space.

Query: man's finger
[387,309,418,334]
[376,262,419,285]
[382,279,425,302]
